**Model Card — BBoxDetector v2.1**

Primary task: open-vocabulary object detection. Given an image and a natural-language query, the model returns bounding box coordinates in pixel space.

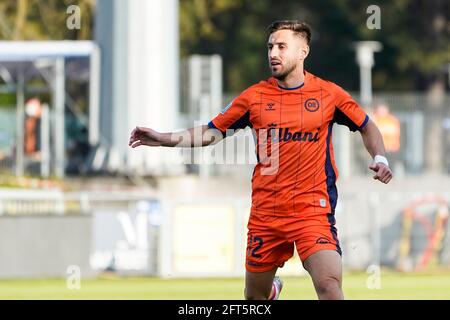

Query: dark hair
[267,20,312,45]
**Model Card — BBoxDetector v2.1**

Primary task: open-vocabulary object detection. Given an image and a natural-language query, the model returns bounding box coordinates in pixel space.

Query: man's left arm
[360,118,393,184]
[332,82,393,184]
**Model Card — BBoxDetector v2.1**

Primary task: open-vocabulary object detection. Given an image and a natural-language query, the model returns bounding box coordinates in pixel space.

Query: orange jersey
[208,71,368,217]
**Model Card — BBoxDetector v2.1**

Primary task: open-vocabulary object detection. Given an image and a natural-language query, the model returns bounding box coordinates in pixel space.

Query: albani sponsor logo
[267,127,320,143]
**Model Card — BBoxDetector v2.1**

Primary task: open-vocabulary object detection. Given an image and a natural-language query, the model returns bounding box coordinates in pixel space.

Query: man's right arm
[128,125,223,148]
[130,88,253,149]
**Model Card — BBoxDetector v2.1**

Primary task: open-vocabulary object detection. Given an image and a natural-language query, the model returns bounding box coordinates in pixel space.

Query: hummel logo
[268,123,277,127]
[265,103,276,111]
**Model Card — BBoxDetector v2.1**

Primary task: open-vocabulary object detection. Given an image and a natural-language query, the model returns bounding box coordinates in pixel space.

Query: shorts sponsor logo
[316,237,331,244]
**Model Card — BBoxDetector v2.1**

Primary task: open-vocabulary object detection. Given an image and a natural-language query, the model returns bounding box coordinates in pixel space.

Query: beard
[270,61,296,80]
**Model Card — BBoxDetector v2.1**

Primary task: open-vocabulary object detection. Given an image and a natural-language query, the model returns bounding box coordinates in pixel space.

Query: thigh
[302,249,342,285]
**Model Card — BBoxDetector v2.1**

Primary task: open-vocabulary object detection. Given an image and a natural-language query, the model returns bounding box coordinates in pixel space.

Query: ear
[300,44,310,60]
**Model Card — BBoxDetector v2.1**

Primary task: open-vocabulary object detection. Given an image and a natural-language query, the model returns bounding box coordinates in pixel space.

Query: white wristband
[374,155,389,167]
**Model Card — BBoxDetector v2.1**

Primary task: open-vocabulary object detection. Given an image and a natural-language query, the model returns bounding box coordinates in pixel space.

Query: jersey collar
[268,71,311,91]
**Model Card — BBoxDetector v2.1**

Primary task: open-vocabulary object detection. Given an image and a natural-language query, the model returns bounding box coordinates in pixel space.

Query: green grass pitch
[1,270,450,299]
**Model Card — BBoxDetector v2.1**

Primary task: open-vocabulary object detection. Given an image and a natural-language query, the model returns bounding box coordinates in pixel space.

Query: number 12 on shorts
[248,235,263,258]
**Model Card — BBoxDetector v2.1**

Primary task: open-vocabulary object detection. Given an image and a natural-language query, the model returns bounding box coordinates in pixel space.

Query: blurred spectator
[24,98,42,159]
[372,103,403,175]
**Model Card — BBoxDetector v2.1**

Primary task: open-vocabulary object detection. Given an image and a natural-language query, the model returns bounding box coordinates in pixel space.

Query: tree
[180,0,450,92]
[0,0,94,41]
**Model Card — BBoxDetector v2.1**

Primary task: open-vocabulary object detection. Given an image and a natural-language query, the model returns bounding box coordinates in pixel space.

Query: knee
[315,276,341,297]
[244,288,269,300]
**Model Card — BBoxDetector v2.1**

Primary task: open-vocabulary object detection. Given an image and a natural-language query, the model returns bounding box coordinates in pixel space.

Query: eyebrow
[267,42,287,46]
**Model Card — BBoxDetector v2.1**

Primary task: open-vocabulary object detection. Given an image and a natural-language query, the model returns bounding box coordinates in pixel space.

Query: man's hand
[369,162,393,184]
[129,126,163,148]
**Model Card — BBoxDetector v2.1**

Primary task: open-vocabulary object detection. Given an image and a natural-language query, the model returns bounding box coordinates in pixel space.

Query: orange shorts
[245,212,342,273]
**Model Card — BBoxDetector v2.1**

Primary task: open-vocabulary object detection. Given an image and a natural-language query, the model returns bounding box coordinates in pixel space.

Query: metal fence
[350,92,450,176]
[0,92,449,178]
[0,174,449,278]
[0,188,160,277]
[217,92,450,177]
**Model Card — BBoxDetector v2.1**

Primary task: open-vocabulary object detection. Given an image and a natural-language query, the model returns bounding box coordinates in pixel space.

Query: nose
[269,47,280,60]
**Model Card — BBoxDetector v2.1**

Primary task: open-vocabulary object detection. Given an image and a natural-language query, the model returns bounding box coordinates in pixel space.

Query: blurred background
[0,0,449,299]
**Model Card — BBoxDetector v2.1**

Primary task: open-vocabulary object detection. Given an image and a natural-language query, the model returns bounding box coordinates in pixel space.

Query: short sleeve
[332,83,369,131]
[208,89,253,137]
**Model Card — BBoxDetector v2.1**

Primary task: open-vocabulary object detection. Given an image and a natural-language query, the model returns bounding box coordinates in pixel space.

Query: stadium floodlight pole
[337,42,381,179]
[15,70,25,177]
[354,41,382,270]
[354,41,382,107]
[40,103,50,178]
[54,58,65,178]
[89,44,101,146]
